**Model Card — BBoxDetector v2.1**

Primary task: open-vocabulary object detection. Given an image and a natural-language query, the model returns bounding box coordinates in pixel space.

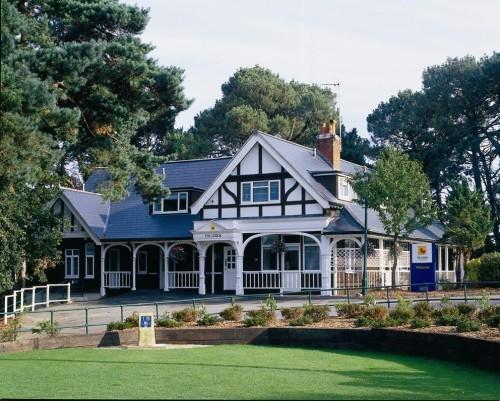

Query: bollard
[155,303,159,319]
[386,287,390,309]
[464,284,468,304]
[50,310,54,326]
[85,308,89,335]
[192,299,196,310]
[120,305,124,323]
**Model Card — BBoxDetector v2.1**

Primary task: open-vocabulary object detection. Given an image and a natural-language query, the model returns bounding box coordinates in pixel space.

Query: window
[262,235,279,270]
[303,237,320,271]
[85,244,94,278]
[138,250,148,274]
[241,181,280,204]
[339,177,350,199]
[152,192,188,214]
[65,249,79,278]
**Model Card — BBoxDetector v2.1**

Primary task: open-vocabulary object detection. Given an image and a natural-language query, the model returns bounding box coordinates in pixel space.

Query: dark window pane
[304,246,320,270]
[270,181,279,200]
[178,193,187,211]
[163,195,178,212]
[242,183,251,202]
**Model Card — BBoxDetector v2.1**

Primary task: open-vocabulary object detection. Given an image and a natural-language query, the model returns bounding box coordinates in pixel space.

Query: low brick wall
[0,329,138,353]
[1,327,498,371]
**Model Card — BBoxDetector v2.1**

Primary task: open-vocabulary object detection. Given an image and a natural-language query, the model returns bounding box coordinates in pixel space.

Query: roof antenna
[321,82,342,143]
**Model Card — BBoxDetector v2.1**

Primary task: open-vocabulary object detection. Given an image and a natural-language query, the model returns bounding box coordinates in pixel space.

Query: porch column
[163,242,169,292]
[459,250,464,282]
[132,251,137,291]
[198,253,206,295]
[331,241,337,294]
[100,247,106,297]
[236,254,244,296]
[444,246,449,273]
[320,236,332,296]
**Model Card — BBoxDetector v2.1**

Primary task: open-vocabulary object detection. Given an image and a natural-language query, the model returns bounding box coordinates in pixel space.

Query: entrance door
[223,247,237,291]
[283,244,301,292]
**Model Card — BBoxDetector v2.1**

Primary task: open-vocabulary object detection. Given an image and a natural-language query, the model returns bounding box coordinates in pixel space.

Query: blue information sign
[410,243,437,292]
[140,315,152,328]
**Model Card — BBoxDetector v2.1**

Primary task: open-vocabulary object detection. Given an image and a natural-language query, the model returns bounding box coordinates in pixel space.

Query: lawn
[0,345,499,400]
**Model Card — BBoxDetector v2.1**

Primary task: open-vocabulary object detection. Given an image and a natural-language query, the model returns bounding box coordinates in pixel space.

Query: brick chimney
[317,119,341,170]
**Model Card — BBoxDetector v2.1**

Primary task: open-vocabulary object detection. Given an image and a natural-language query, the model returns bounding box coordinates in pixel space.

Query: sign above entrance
[192,221,242,243]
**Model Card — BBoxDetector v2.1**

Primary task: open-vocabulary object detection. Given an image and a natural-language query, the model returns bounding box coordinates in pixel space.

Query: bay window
[152,192,188,214]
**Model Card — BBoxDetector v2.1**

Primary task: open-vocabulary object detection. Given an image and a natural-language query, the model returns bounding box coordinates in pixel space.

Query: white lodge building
[49,124,459,297]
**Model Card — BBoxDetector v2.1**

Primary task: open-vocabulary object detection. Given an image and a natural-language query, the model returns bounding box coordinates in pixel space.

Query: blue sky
[123,0,499,138]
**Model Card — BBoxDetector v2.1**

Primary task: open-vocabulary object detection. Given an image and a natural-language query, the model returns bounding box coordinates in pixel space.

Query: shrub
[478,305,500,328]
[107,321,135,331]
[197,313,223,326]
[0,317,21,342]
[363,294,377,307]
[456,317,481,333]
[288,316,314,326]
[363,305,389,321]
[172,307,199,323]
[124,312,139,327]
[335,303,365,318]
[413,302,434,319]
[354,316,398,328]
[389,297,415,324]
[32,320,60,337]
[220,304,244,321]
[434,304,460,326]
[410,317,432,329]
[280,306,304,320]
[244,306,275,327]
[156,313,182,328]
[465,258,481,282]
[354,315,372,327]
[478,252,500,282]
[476,290,491,314]
[265,294,278,312]
[303,304,329,322]
[457,303,477,317]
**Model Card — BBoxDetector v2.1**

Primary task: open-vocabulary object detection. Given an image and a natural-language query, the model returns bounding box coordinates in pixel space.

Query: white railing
[168,271,199,289]
[103,271,131,289]
[243,271,280,289]
[301,271,321,289]
[3,283,71,324]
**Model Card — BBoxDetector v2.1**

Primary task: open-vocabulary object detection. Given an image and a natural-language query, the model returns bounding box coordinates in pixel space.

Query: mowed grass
[1,345,499,400]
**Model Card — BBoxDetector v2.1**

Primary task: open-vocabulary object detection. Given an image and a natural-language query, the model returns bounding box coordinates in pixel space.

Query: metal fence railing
[3,283,71,324]
[0,281,498,338]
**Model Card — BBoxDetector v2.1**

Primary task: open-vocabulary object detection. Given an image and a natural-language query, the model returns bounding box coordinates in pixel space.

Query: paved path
[16,289,499,338]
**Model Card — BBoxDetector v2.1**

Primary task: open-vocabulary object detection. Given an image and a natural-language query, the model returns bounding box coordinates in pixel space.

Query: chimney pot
[316,121,341,170]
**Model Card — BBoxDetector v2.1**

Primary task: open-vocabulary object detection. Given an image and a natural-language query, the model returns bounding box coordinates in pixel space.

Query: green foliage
[465,259,481,282]
[455,317,481,333]
[456,304,477,318]
[476,290,491,313]
[434,304,460,326]
[363,305,389,321]
[172,307,199,323]
[191,66,339,156]
[0,316,22,342]
[367,53,499,249]
[389,297,415,324]
[410,317,432,329]
[280,306,305,320]
[219,304,244,321]
[288,316,314,327]
[413,302,434,319]
[156,312,182,328]
[244,307,275,327]
[352,147,434,285]
[265,294,277,312]
[363,294,377,307]
[478,253,500,281]
[124,312,139,327]
[197,308,223,327]
[442,180,492,269]
[335,303,365,318]
[107,321,135,331]
[303,304,330,323]
[32,320,60,337]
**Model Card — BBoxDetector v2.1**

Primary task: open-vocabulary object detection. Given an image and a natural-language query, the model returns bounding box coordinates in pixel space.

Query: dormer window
[340,177,350,199]
[241,180,280,204]
[152,192,188,214]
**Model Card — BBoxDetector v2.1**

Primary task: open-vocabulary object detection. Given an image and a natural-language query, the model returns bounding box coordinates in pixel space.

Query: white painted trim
[240,180,280,204]
[60,193,102,245]
[64,249,80,279]
[151,191,189,214]
[191,132,329,214]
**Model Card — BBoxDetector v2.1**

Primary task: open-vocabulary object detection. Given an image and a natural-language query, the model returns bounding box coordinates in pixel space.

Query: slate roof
[322,201,444,241]
[61,189,110,239]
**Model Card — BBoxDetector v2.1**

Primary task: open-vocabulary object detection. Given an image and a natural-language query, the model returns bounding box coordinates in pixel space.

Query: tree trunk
[391,237,399,288]
[478,150,500,250]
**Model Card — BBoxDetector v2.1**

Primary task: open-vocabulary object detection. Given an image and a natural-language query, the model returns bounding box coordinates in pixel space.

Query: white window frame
[65,249,80,279]
[303,242,320,271]
[241,180,280,204]
[85,243,95,278]
[137,250,148,275]
[339,176,350,200]
[152,192,188,214]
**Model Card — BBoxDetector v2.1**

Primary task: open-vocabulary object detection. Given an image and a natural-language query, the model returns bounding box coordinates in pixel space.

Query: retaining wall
[1,328,498,371]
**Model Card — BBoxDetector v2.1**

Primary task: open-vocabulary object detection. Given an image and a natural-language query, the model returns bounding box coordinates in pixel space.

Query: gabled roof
[61,188,110,244]
[78,157,230,241]
[322,208,363,234]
